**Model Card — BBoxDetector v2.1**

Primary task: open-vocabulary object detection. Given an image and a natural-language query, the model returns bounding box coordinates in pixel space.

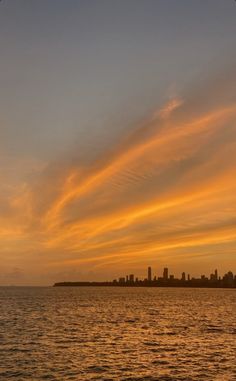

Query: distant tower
[129,274,134,283]
[181,272,186,282]
[163,267,168,280]
[215,269,218,281]
[148,266,152,282]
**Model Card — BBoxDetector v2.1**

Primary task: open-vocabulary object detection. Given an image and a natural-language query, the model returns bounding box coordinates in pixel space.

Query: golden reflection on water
[0,287,236,380]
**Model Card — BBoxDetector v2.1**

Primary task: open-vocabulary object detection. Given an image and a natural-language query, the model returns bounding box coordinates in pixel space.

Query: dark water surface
[0,287,235,381]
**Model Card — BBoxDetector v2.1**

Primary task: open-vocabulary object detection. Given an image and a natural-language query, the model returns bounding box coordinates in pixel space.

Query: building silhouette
[163,267,168,281]
[129,274,134,282]
[54,267,236,289]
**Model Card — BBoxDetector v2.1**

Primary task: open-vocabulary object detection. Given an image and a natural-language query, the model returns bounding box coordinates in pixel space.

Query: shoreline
[53,281,236,289]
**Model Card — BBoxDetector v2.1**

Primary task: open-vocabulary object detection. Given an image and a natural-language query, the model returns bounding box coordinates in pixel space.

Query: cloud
[0,66,236,283]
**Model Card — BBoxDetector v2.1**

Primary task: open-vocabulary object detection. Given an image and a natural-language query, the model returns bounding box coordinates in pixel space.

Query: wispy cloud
[0,67,236,283]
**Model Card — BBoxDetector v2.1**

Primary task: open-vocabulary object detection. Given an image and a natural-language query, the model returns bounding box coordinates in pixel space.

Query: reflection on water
[0,287,235,380]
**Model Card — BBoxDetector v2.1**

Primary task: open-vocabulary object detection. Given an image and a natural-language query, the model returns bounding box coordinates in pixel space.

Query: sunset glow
[0,0,236,285]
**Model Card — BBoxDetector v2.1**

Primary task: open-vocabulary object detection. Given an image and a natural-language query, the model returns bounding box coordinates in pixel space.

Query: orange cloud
[1,72,236,282]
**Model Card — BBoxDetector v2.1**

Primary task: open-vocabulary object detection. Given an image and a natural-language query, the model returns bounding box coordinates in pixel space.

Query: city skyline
[0,1,236,285]
[54,266,236,288]
[115,266,235,284]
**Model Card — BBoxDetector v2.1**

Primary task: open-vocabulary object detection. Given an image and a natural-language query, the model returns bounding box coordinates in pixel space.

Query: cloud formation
[0,68,236,284]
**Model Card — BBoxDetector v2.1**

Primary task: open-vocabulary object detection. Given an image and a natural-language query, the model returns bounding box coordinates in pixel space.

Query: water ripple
[0,287,235,380]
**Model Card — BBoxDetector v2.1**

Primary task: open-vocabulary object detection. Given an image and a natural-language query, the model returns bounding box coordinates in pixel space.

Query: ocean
[0,287,235,380]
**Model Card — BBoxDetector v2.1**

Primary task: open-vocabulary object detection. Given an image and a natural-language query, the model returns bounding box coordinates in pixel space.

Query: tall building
[148,266,152,282]
[210,273,215,281]
[163,267,168,280]
[129,274,134,282]
[214,269,218,281]
[119,277,125,283]
[223,271,234,286]
[181,272,186,282]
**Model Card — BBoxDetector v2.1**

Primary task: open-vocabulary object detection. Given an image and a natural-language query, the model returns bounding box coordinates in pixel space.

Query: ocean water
[0,287,235,381]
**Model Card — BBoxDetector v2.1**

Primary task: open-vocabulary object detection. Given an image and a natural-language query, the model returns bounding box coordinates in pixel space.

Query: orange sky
[0,69,236,285]
[1,1,236,285]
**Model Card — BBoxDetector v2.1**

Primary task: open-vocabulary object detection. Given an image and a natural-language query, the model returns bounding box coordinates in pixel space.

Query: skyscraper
[163,267,168,280]
[129,274,134,283]
[148,266,152,282]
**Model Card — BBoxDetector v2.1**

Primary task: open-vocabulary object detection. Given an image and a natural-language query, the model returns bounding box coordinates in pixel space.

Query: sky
[0,0,236,285]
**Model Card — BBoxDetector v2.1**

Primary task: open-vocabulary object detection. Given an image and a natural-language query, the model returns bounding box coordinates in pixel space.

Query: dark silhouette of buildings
[129,274,134,283]
[54,266,236,288]
[163,267,168,281]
